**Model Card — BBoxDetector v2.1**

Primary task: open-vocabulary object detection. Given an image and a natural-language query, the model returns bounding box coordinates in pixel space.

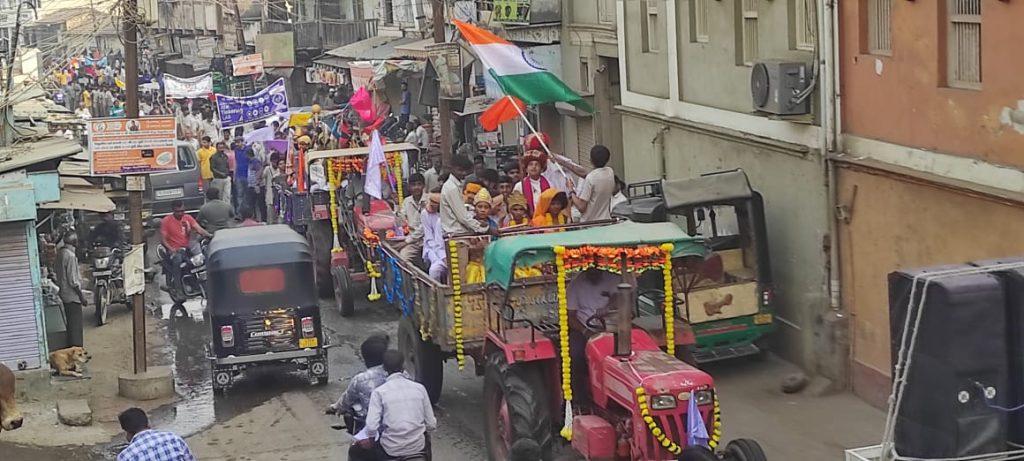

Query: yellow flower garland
[635,386,683,456]
[393,153,404,208]
[449,240,466,370]
[660,243,675,357]
[366,260,382,301]
[554,245,573,441]
[328,159,342,253]
[710,395,722,449]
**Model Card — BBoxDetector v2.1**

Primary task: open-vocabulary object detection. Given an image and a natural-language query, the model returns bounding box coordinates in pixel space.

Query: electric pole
[432,0,452,165]
[123,0,146,375]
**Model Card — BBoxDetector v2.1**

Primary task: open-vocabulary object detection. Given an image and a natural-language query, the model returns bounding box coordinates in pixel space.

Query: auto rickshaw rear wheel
[723,438,767,461]
[398,317,443,404]
[482,351,553,461]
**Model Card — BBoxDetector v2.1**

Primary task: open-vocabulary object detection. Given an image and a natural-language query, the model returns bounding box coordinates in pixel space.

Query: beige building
[612,0,840,376]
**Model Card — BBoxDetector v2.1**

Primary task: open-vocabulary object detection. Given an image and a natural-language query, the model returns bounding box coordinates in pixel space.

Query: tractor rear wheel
[483,352,552,461]
[724,438,767,461]
[398,316,444,404]
[307,221,334,299]
[332,266,355,317]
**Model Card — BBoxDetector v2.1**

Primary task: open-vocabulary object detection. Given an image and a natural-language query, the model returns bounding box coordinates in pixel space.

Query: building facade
[837,0,1024,407]
[614,0,839,375]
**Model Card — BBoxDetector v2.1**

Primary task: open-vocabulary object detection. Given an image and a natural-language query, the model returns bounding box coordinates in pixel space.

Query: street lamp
[1,0,37,146]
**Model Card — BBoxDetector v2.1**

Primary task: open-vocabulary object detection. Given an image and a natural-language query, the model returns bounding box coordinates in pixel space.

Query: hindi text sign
[89,116,178,176]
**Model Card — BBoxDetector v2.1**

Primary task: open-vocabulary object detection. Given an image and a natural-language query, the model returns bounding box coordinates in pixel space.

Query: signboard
[232,53,264,76]
[215,78,289,128]
[197,37,217,58]
[88,116,178,176]
[350,64,374,90]
[427,42,464,100]
[124,244,145,296]
[492,0,531,25]
[164,73,213,99]
[255,32,295,67]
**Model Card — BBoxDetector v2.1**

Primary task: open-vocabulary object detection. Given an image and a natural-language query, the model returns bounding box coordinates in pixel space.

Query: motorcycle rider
[160,200,211,298]
[326,334,389,460]
[357,350,435,461]
[88,211,124,248]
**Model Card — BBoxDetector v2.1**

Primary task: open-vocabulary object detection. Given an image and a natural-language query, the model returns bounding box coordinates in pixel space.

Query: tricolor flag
[453,19,591,112]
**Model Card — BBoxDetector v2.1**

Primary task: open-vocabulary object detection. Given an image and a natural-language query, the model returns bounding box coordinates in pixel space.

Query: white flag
[364,130,385,199]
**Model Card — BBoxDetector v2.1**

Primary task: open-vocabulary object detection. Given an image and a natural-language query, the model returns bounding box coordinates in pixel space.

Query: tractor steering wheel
[584,311,610,333]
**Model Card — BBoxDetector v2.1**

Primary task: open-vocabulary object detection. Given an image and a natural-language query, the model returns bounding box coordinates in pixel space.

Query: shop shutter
[0,222,41,369]
[575,117,595,166]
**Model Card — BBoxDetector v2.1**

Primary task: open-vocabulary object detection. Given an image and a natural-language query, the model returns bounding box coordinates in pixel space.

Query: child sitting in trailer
[472,189,499,233]
[530,188,571,228]
[502,191,530,229]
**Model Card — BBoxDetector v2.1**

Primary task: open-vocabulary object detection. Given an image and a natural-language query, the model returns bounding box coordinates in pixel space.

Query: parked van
[147,142,203,217]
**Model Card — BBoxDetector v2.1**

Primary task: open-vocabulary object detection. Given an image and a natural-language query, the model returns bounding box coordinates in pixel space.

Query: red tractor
[480,225,767,461]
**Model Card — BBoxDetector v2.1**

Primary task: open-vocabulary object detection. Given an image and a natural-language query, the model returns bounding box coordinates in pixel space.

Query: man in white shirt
[511,150,551,216]
[358,350,436,460]
[419,194,446,281]
[414,121,430,149]
[399,174,426,261]
[440,154,489,235]
[552,144,616,222]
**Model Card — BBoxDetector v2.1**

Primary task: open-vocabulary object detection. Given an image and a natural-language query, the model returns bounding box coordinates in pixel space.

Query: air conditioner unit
[750,60,811,116]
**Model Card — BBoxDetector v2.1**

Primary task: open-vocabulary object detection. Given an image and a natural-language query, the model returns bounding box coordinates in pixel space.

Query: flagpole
[506,95,572,186]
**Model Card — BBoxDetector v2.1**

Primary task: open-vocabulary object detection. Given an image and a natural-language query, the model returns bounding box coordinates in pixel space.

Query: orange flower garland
[559,245,665,274]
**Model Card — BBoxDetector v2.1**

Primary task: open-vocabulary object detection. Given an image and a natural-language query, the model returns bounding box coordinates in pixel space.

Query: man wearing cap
[440,154,490,235]
[512,150,551,216]
[419,193,447,282]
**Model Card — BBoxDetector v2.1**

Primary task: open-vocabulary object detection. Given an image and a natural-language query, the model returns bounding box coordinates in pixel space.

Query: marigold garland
[660,243,675,357]
[366,260,382,301]
[328,159,342,253]
[393,152,404,208]
[635,386,683,456]
[449,240,466,370]
[559,245,666,274]
[554,245,573,441]
[710,395,722,449]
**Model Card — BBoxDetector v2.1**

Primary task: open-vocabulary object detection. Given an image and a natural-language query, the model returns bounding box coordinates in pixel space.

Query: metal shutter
[575,117,595,165]
[0,222,41,369]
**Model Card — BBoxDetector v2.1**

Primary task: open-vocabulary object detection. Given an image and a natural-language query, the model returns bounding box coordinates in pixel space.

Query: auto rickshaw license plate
[753,313,773,325]
[299,338,318,348]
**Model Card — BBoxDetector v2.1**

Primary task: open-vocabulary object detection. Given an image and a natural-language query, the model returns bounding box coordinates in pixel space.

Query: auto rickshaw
[205,225,330,393]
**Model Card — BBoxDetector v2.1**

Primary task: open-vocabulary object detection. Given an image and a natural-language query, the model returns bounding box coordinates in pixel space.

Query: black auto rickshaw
[206,225,330,393]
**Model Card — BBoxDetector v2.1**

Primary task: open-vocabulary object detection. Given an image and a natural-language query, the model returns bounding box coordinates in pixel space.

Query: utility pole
[123,0,146,375]
[1,0,36,147]
[432,0,451,165]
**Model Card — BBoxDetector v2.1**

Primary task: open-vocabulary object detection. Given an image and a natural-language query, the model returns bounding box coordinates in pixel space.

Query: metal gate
[0,222,42,370]
[575,116,596,165]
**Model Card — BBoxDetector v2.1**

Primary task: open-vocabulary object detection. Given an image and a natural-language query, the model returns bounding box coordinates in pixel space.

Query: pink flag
[350,86,375,123]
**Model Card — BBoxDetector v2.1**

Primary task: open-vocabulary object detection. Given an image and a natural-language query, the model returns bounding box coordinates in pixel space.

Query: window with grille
[641,0,660,53]
[794,0,816,51]
[867,0,892,55]
[691,0,710,43]
[599,0,616,24]
[739,0,759,65]
[580,58,590,93]
[947,0,981,88]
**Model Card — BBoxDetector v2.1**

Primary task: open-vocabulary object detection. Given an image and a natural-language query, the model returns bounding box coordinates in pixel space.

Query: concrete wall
[837,165,1024,406]
[675,0,814,112]
[623,0,669,99]
[620,112,829,370]
[840,0,1024,169]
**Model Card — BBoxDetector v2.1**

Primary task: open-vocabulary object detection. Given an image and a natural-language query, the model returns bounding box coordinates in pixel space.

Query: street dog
[49,346,91,378]
[0,363,24,432]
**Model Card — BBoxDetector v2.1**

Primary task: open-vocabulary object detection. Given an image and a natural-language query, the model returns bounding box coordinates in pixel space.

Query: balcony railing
[262,18,378,51]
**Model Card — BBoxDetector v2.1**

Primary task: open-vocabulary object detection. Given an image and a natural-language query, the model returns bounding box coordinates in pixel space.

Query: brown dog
[0,363,24,432]
[49,346,91,378]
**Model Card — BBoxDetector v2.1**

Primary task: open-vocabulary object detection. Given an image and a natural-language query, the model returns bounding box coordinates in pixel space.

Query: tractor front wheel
[483,352,552,461]
[332,266,355,317]
[723,438,768,461]
[398,317,444,404]
[679,446,719,461]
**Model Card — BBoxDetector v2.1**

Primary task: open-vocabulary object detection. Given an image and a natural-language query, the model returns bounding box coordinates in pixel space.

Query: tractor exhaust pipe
[614,281,634,357]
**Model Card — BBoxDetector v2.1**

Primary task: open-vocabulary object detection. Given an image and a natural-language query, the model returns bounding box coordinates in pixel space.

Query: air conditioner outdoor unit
[750,60,811,116]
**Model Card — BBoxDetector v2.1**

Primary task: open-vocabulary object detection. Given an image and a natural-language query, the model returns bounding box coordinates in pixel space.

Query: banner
[215,78,289,128]
[164,73,213,99]
[232,53,264,76]
[89,116,178,176]
[427,43,464,100]
[492,0,531,25]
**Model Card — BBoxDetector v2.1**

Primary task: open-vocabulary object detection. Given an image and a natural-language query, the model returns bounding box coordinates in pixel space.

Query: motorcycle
[157,240,208,315]
[91,244,128,326]
[326,405,429,461]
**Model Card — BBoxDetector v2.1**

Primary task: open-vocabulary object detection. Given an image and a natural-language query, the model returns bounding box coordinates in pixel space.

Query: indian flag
[453,19,591,111]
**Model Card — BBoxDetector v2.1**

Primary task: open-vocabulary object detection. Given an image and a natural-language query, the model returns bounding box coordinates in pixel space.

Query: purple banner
[216,78,289,129]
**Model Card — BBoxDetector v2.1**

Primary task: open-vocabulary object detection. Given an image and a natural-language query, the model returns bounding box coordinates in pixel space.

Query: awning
[39,187,116,212]
[0,137,83,174]
[393,38,435,59]
[455,95,497,116]
[324,36,421,65]
[313,55,349,68]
